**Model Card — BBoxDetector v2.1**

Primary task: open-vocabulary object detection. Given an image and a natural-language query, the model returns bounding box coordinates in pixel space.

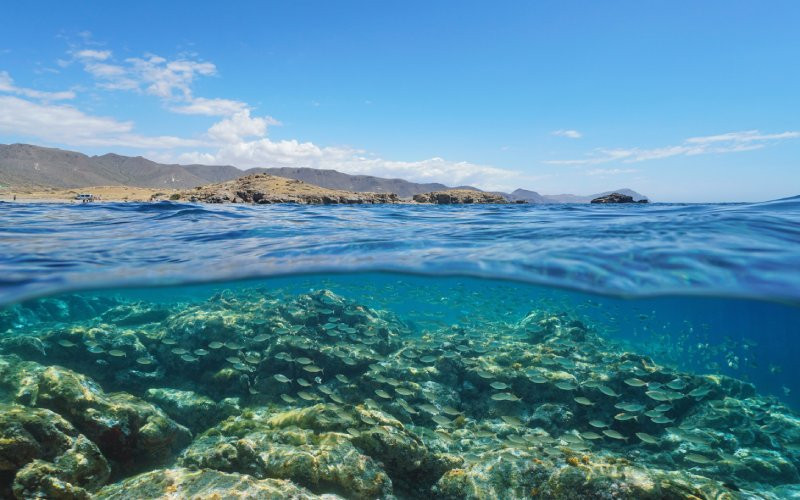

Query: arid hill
[175,173,400,204]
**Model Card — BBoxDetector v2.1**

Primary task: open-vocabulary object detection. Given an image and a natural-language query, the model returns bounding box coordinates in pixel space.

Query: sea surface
[1,199,799,498]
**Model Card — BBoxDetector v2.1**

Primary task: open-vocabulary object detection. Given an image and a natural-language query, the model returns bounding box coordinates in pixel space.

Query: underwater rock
[100,303,171,326]
[180,404,454,498]
[434,451,742,499]
[0,403,110,499]
[93,467,331,499]
[0,356,191,472]
[145,387,236,433]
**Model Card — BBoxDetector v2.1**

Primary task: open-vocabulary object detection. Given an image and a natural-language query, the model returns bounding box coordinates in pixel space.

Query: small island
[590,192,649,204]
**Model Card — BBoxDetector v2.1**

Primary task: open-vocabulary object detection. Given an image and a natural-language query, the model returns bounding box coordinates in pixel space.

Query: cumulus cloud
[168,112,529,191]
[169,97,249,116]
[547,130,800,165]
[0,95,200,148]
[0,71,75,100]
[586,168,639,176]
[552,129,582,139]
[74,50,248,116]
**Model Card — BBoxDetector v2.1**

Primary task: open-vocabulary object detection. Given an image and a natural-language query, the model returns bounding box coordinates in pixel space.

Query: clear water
[1,200,799,498]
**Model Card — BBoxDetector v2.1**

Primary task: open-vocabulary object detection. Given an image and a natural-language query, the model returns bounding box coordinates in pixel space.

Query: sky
[0,1,798,202]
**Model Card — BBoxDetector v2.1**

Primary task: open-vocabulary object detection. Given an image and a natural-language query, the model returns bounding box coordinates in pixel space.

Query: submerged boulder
[93,467,330,499]
[0,404,110,499]
[180,403,455,498]
[0,356,191,473]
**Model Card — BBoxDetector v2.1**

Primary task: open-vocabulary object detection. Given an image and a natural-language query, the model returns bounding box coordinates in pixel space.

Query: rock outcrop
[177,173,400,204]
[412,189,508,204]
[590,192,649,204]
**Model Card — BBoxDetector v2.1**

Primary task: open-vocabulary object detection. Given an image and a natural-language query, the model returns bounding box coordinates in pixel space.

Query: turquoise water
[1,200,800,498]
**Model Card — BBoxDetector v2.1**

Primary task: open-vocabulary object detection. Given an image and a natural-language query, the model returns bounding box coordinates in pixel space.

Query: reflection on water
[1,273,798,498]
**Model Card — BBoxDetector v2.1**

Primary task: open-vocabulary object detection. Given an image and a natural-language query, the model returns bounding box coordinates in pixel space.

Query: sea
[1,198,799,498]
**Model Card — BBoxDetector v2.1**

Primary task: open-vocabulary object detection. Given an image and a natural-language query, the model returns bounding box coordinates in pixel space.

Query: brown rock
[177,173,400,204]
[412,189,508,204]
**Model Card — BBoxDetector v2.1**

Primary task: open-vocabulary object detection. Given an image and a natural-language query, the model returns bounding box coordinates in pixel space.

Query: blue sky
[1,1,798,201]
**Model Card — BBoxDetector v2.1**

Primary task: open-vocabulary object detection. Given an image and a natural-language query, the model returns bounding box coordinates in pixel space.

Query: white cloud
[0,95,200,149]
[0,71,75,101]
[164,111,534,191]
[169,97,249,116]
[586,168,639,176]
[75,49,111,60]
[547,130,799,165]
[552,129,582,139]
[75,50,236,116]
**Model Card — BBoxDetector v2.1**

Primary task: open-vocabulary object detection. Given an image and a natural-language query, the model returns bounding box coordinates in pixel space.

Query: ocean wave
[1,200,799,305]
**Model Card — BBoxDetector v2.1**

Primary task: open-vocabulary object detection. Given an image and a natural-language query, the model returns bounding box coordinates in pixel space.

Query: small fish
[161,338,178,345]
[87,346,105,354]
[180,354,198,362]
[574,397,594,406]
[654,404,672,412]
[432,415,452,426]
[395,387,414,396]
[666,379,687,390]
[688,387,712,398]
[135,357,153,365]
[302,365,323,373]
[636,432,659,444]
[280,394,296,403]
[614,412,637,421]
[297,391,317,401]
[243,355,261,364]
[57,339,77,348]
[684,453,713,464]
[589,420,609,428]
[651,415,674,424]
[375,389,392,399]
[597,385,620,397]
[252,334,270,342]
[171,348,188,355]
[329,393,345,404]
[477,370,494,379]
[624,378,647,387]
[490,381,509,390]
[602,430,628,441]
[530,375,548,384]
[418,403,439,414]
[194,349,209,356]
[297,378,312,387]
[420,355,438,363]
[273,374,291,383]
[335,374,350,383]
[555,381,577,391]
[645,390,671,402]
[224,342,243,350]
[501,416,522,426]
[295,357,313,365]
[107,349,126,357]
[441,406,461,416]
[581,432,603,440]
[207,341,223,349]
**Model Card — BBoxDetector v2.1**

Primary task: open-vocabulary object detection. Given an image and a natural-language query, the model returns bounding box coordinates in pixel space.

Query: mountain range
[0,144,648,202]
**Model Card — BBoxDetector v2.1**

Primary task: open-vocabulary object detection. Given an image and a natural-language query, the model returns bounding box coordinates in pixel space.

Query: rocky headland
[412,189,509,204]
